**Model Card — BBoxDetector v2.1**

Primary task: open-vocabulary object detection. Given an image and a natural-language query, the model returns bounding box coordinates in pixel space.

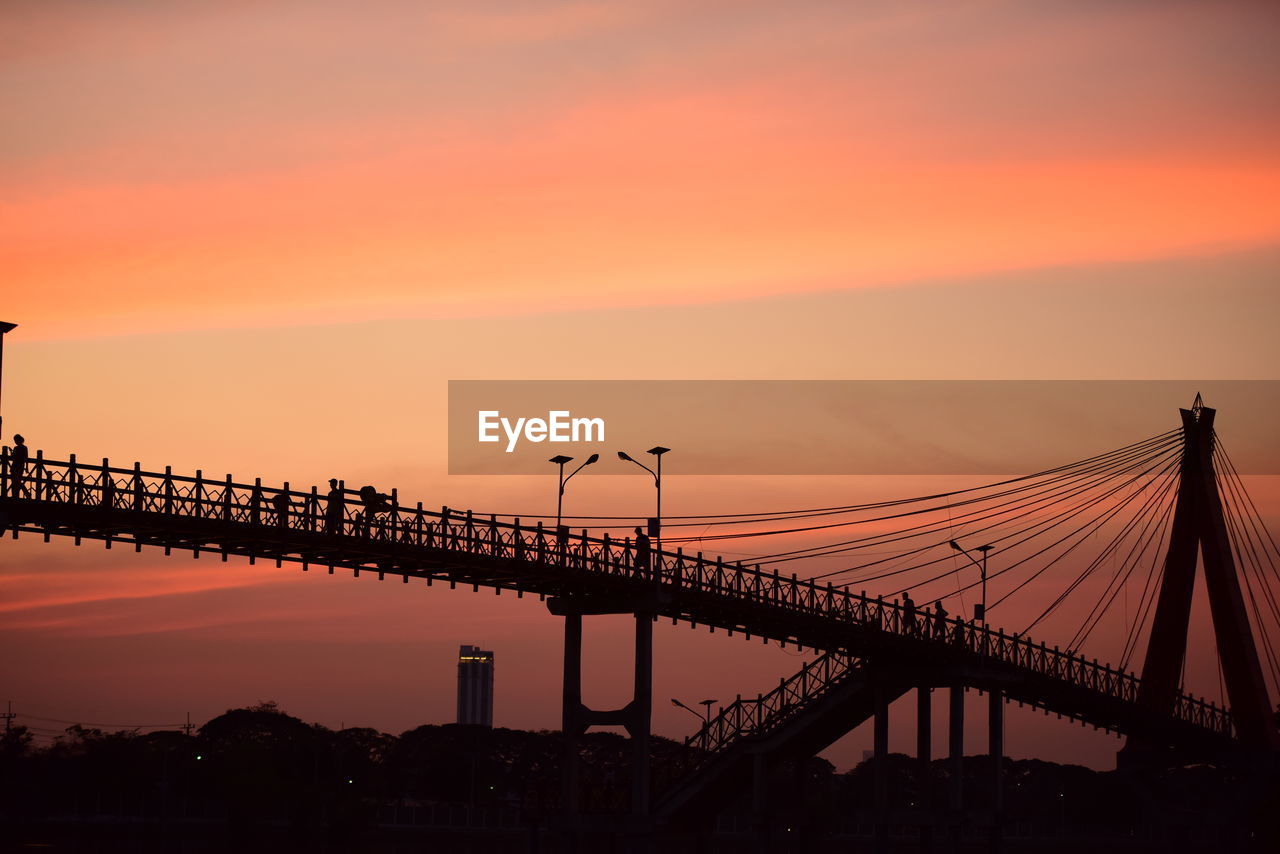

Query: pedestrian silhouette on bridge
[903,592,917,634]
[633,526,651,574]
[8,434,29,497]
[359,486,391,514]
[932,600,948,639]
[359,485,392,537]
[325,479,345,534]
[272,490,291,528]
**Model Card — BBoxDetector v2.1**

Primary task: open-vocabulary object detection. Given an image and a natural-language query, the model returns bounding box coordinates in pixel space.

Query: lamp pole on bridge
[618,446,670,569]
[671,697,717,725]
[0,321,16,446]
[549,453,598,534]
[949,539,993,623]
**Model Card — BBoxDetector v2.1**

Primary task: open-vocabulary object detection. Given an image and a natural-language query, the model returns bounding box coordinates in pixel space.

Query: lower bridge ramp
[656,650,914,828]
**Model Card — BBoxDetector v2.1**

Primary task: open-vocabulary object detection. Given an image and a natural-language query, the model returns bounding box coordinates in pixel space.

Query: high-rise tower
[456,644,494,727]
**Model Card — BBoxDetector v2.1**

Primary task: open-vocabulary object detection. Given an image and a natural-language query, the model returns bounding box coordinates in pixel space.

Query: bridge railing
[0,450,1233,739]
[681,650,862,771]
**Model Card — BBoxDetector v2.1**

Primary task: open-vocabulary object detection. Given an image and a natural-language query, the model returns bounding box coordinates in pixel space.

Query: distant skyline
[3,1,1279,771]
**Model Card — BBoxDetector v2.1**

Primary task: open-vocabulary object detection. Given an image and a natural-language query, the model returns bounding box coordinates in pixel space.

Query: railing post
[100,458,114,509]
[163,466,173,514]
[250,478,263,527]
[34,449,45,500]
[132,462,143,511]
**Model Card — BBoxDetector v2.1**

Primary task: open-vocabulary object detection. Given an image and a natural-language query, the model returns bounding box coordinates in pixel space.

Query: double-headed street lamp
[949,539,993,622]
[618,446,670,561]
[671,697,717,726]
[549,453,598,532]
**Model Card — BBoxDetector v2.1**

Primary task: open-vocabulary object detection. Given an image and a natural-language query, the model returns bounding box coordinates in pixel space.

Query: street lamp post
[671,697,717,726]
[549,453,599,531]
[617,446,670,573]
[0,321,16,444]
[948,539,993,623]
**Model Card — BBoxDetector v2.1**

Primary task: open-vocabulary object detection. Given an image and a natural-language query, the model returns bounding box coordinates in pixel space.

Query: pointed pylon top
[1191,392,1204,414]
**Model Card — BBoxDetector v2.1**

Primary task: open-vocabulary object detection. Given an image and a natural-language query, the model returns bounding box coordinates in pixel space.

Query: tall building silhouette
[456,644,494,727]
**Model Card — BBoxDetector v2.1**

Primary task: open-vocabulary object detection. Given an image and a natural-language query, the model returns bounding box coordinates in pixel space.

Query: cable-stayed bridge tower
[1127,395,1279,754]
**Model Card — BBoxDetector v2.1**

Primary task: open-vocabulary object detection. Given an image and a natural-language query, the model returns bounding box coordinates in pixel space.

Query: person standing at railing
[325,479,345,534]
[902,591,918,636]
[6,434,28,497]
[632,526,651,575]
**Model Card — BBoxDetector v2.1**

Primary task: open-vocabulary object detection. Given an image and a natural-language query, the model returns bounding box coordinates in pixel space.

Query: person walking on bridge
[903,591,917,635]
[633,526,652,575]
[7,434,29,497]
[932,600,949,639]
[358,485,392,537]
[272,489,291,529]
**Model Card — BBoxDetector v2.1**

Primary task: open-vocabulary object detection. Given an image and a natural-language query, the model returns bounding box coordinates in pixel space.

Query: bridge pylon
[1124,396,1280,758]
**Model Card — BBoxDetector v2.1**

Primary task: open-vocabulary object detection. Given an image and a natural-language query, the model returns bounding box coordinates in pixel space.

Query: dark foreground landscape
[1,703,1276,853]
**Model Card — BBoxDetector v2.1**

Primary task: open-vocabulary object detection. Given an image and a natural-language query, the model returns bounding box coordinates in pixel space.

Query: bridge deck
[0,451,1234,751]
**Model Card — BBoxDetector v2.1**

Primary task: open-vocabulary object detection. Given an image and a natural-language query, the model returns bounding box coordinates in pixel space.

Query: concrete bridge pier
[750,752,772,854]
[873,681,891,852]
[988,689,1004,854]
[631,610,653,819]
[551,595,656,853]
[917,684,934,853]
[948,684,965,848]
[561,611,583,820]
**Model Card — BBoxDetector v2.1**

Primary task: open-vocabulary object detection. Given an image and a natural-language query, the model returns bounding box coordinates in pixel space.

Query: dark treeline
[1,702,1276,851]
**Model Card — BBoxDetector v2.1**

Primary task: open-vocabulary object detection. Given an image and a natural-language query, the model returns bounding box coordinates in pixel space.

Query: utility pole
[3,700,14,734]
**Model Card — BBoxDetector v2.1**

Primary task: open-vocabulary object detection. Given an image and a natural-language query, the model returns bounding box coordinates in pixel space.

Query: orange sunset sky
[3,0,1280,771]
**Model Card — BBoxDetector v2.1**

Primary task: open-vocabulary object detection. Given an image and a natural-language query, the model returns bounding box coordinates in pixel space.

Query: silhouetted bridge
[1,398,1275,848]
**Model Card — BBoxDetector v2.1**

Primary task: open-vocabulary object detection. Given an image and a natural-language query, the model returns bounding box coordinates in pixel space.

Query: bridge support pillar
[751,752,771,853]
[917,685,934,852]
[551,596,656,849]
[988,690,1003,853]
[561,612,584,820]
[948,685,964,846]
[873,681,890,852]
[631,611,653,818]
